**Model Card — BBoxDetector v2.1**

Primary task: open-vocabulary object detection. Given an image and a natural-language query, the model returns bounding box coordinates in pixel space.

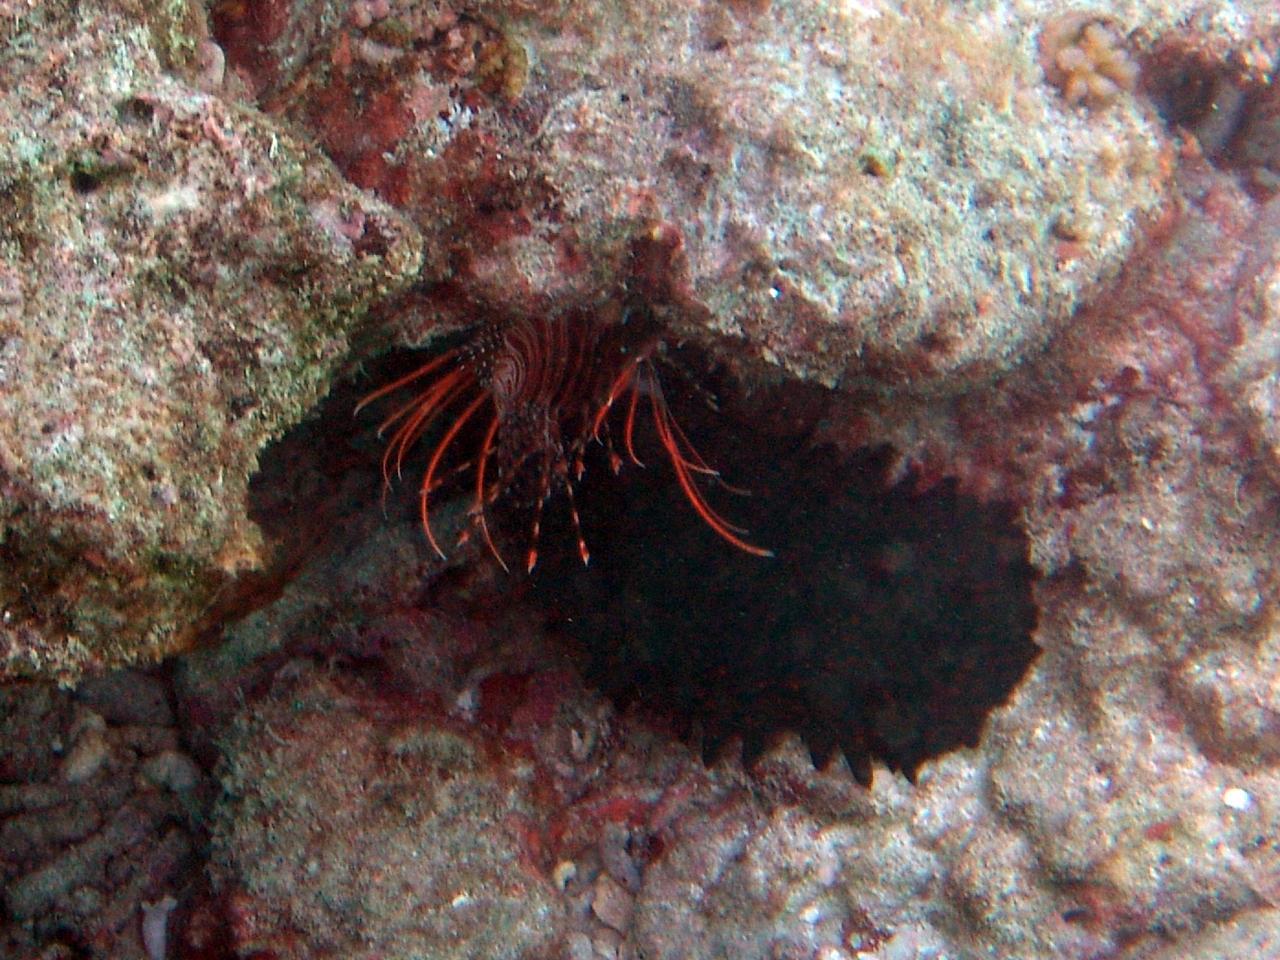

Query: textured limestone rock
[0,0,422,681]
[216,0,1187,388]
[212,663,563,960]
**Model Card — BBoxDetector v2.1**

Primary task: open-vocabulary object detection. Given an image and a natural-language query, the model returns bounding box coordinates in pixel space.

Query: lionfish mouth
[357,313,773,573]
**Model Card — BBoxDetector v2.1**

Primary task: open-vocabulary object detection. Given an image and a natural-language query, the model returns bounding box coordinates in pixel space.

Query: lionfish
[357,309,772,572]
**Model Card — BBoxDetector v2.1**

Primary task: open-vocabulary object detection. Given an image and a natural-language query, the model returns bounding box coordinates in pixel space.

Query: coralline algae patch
[213,0,1173,389]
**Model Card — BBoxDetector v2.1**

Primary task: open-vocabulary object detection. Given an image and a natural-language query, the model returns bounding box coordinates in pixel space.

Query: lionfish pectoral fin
[648,391,774,558]
[381,368,472,482]
[622,384,646,468]
[713,477,753,497]
[472,415,511,573]
[562,476,590,567]
[591,358,643,453]
[420,391,489,561]
[658,394,723,479]
[354,348,462,417]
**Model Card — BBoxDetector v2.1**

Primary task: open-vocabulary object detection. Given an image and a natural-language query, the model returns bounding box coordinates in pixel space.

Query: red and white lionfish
[357,309,773,572]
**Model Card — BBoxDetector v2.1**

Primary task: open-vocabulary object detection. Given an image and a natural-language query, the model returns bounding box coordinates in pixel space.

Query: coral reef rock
[216,0,1180,389]
[5,0,1280,958]
[0,669,207,959]
[0,0,422,681]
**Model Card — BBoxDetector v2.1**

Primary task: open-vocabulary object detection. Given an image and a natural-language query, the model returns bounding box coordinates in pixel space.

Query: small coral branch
[1039,14,1139,108]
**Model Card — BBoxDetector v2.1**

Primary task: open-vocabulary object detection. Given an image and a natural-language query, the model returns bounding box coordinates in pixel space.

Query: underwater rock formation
[197,2,1280,955]
[1,0,1280,958]
[0,0,421,681]
[0,670,207,958]
[215,0,1174,389]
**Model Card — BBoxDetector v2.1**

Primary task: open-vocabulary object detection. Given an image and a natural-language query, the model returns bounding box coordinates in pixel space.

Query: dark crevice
[247,342,1040,782]
[1142,35,1280,196]
[521,363,1039,780]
